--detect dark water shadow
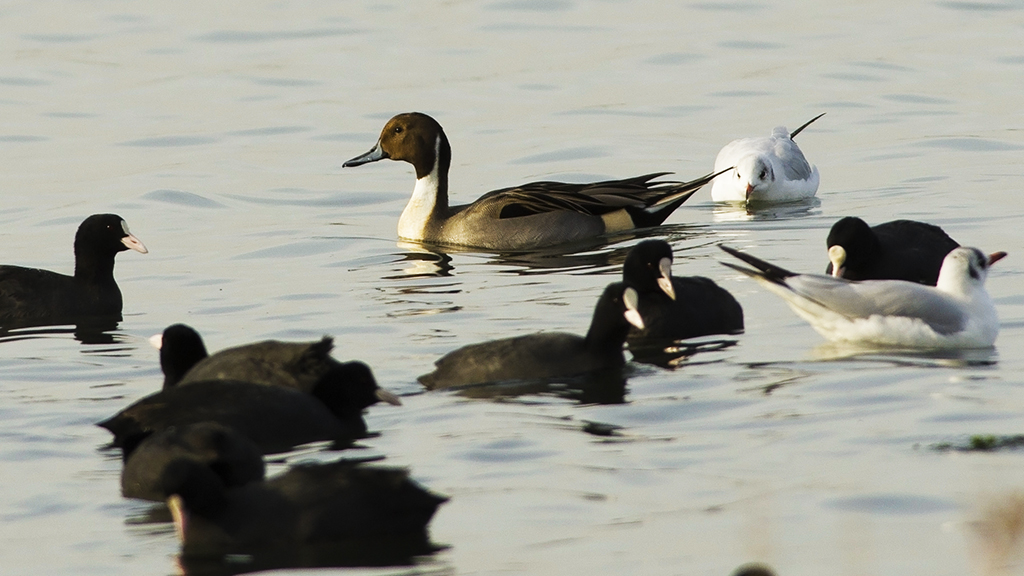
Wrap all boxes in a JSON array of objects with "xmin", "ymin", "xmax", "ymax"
[
  {"xmin": 444, "ymin": 369, "xmax": 630, "ymax": 406},
  {"xmin": 387, "ymin": 223, "xmax": 716, "ymax": 279},
  {"xmin": 628, "ymin": 338, "xmax": 739, "ymax": 369},
  {"xmin": 0, "ymin": 316, "xmax": 125, "ymax": 346},
  {"xmin": 176, "ymin": 534, "xmax": 446, "ymax": 576}
]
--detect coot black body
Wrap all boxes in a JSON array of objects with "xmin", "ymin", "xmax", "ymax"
[
  {"xmin": 121, "ymin": 422, "xmax": 264, "ymax": 501},
  {"xmin": 0, "ymin": 214, "xmax": 147, "ymax": 327},
  {"xmin": 162, "ymin": 458, "xmax": 447, "ymax": 565},
  {"xmin": 155, "ymin": 324, "xmax": 402, "ymax": 413},
  {"xmin": 98, "ymin": 380, "xmax": 364, "ymax": 454},
  {"xmin": 418, "ymin": 283, "xmax": 643, "ymax": 389},
  {"xmin": 825, "ymin": 217, "xmax": 960, "ymax": 285}
]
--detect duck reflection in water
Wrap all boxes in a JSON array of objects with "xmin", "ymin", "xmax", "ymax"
[{"xmin": 390, "ymin": 224, "xmax": 710, "ymax": 279}]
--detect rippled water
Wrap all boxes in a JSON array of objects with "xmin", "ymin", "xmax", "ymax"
[{"xmin": 2, "ymin": 1, "xmax": 1024, "ymax": 575}]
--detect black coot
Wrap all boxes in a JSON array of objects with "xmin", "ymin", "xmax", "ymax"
[
  {"xmin": 0, "ymin": 214, "xmax": 147, "ymax": 327},
  {"xmin": 621, "ymin": 239, "xmax": 744, "ymax": 342},
  {"xmin": 825, "ymin": 217, "xmax": 960, "ymax": 285},
  {"xmin": 162, "ymin": 458, "xmax": 447, "ymax": 564},
  {"xmin": 98, "ymin": 380, "xmax": 367, "ymax": 454},
  {"xmin": 121, "ymin": 421, "xmax": 264, "ymax": 501},
  {"xmin": 418, "ymin": 283, "xmax": 643, "ymax": 389},
  {"xmin": 155, "ymin": 324, "xmax": 402, "ymax": 411}
]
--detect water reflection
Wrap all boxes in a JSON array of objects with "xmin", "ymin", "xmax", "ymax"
[
  {"xmin": 385, "ymin": 241, "xmax": 455, "ymax": 278},
  {"xmin": 0, "ymin": 317, "xmax": 124, "ymax": 346},
  {"xmin": 389, "ymin": 223, "xmax": 715, "ymax": 279},
  {"xmin": 809, "ymin": 341, "xmax": 999, "ymax": 367},
  {"xmin": 712, "ymin": 197, "xmax": 821, "ymax": 223},
  {"xmin": 628, "ymin": 338, "xmax": 738, "ymax": 369},
  {"xmin": 447, "ymin": 369, "xmax": 629, "ymax": 405},
  {"xmin": 175, "ymin": 535, "xmax": 445, "ymax": 576}
]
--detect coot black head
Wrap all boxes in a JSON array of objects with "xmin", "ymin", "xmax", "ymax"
[
  {"xmin": 156, "ymin": 324, "xmax": 210, "ymax": 388},
  {"xmin": 825, "ymin": 216, "xmax": 879, "ymax": 276},
  {"xmin": 584, "ymin": 282, "xmax": 644, "ymax": 355},
  {"xmin": 312, "ymin": 360, "xmax": 401, "ymax": 419},
  {"xmin": 622, "ymin": 239, "xmax": 676, "ymax": 299},
  {"xmin": 162, "ymin": 458, "xmax": 231, "ymax": 520},
  {"xmin": 73, "ymin": 214, "xmax": 148, "ymax": 281}
]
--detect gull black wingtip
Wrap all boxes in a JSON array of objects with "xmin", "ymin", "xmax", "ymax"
[
  {"xmin": 719, "ymin": 260, "xmax": 759, "ymax": 278},
  {"xmin": 789, "ymin": 112, "xmax": 826, "ymax": 139},
  {"xmin": 718, "ymin": 244, "xmax": 797, "ymax": 281},
  {"xmin": 343, "ymin": 142, "xmax": 389, "ymax": 168}
]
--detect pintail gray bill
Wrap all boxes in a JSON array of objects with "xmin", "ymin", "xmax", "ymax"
[{"xmin": 344, "ymin": 112, "xmax": 723, "ymax": 251}]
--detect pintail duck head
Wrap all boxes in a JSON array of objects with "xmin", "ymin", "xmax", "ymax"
[{"xmin": 344, "ymin": 112, "xmax": 451, "ymax": 180}]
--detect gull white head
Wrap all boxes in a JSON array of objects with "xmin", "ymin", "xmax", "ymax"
[
  {"xmin": 735, "ymin": 155, "xmax": 775, "ymax": 201},
  {"xmin": 936, "ymin": 247, "xmax": 1006, "ymax": 295}
]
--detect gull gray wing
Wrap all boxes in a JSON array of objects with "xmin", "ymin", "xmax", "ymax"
[
  {"xmin": 784, "ymin": 276, "xmax": 967, "ymax": 335},
  {"xmin": 771, "ymin": 137, "xmax": 814, "ymax": 181}
]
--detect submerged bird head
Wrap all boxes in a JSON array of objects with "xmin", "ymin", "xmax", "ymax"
[
  {"xmin": 343, "ymin": 112, "xmax": 451, "ymax": 180},
  {"xmin": 622, "ymin": 240, "xmax": 676, "ymax": 300},
  {"xmin": 936, "ymin": 247, "xmax": 1006, "ymax": 295},
  {"xmin": 826, "ymin": 216, "xmax": 877, "ymax": 278},
  {"xmin": 734, "ymin": 155, "xmax": 775, "ymax": 201}
]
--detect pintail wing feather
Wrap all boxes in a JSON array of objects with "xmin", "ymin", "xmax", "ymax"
[{"xmin": 484, "ymin": 172, "xmax": 716, "ymax": 220}]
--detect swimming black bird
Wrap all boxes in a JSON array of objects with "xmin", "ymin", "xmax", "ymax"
[
  {"xmin": 0, "ymin": 214, "xmax": 147, "ymax": 327},
  {"xmin": 622, "ymin": 239, "xmax": 744, "ymax": 343},
  {"xmin": 418, "ymin": 283, "xmax": 644, "ymax": 389},
  {"xmin": 98, "ymin": 379, "xmax": 374, "ymax": 454},
  {"xmin": 825, "ymin": 217, "xmax": 960, "ymax": 285},
  {"xmin": 121, "ymin": 421, "xmax": 264, "ymax": 502},
  {"xmin": 153, "ymin": 324, "xmax": 402, "ymax": 410},
  {"xmin": 162, "ymin": 458, "xmax": 447, "ymax": 564}
]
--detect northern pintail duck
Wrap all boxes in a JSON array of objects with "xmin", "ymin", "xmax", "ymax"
[
  {"xmin": 344, "ymin": 112, "xmax": 720, "ymax": 251},
  {"xmin": 826, "ymin": 217, "xmax": 960, "ymax": 285},
  {"xmin": 622, "ymin": 240, "xmax": 743, "ymax": 342},
  {"xmin": 418, "ymin": 283, "xmax": 645, "ymax": 389},
  {"xmin": 721, "ymin": 245, "xmax": 1005, "ymax": 349},
  {"xmin": 0, "ymin": 214, "xmax": 147, "ymax": 327},
  {"xmin": 711, "ymin": 114, "xmax": 824, "ymax": 203}
]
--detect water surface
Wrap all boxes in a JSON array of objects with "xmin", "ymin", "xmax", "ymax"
[{"xmin": 1, "ymin": 1, "xmax": 1023, "ymax": 575}]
